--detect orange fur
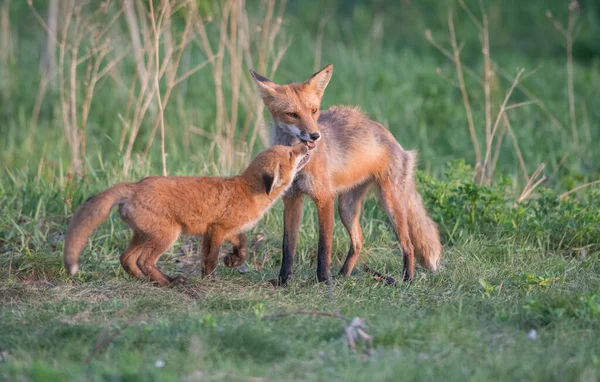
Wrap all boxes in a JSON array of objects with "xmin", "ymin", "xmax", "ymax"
[
  {"xmin": 64, "ymin": 145, "xmax": 310, "ymax": 286},
  {"xmin": 250, "ymin": 65, "xmax": 442, "ymax": 284}
]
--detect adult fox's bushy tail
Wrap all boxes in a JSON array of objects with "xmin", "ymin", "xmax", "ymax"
[
  {"xmin": 403, "ymin": 151, "xmax": 442, "ymax": 271},
  {"xmin": 64, "ymin": 183, "xmax": 135, "ymax": 276}
]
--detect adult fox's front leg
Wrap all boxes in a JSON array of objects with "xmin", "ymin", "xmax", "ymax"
[
  {"xmin": 315, "ymin": 196, "xmax": 335, "ymax": 283},
  {"xmin": 279, "ymin": 191, "xmax": 304, "ymax": 286}
]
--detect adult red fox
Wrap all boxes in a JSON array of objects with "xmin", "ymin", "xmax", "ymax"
[
  {"xmin": 64, "ymin": 145, "xmax": 310, "ymax": 286},
  {"xmin": 250, "ymin": 65, "xmax": 442, "ymax": 285}
]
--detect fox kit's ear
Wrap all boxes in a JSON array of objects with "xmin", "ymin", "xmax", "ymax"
[
  {"xmin": 306, "ymin": 64, "xmax": 333, "ymax": 98},
  {"xmin": 249, "ymin": 69, "xmax": 278, "ymax": 99},
  {"xmin": 262, "ymin": 165, "xmax": 281, "ymax": 195}
]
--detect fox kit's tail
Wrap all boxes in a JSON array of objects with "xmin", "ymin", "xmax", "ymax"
[
  {"xmin": 64, "ymin": 183, "xmax": 135, "ymax": 275},
  {"xmin": 403, "ymin": 151, "xmax": 443, "ymax": 271}
]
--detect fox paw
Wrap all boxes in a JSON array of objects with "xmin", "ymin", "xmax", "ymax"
[
  {"xmin": 170, "ymin": 276, "xmax": 187, "ymax": 286},
  {"xmin": 223, "ymin": 253, "xmax": 245, "ymax": 268}
]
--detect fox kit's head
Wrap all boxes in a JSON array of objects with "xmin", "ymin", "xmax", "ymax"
[
  {"xmin": 249, "ymin": 64, "xmax": 333, "ymax": 150},
  {"xmin": 244, "ymin": 144, "xmax": 310, "ymax": 196}
]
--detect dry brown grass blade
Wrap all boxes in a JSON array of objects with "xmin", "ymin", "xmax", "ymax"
[
  {"xmin": 481, "ymin": 14, "xmax": 492, "ymax": 145},
  {"xmin": 480, "ymin": 68, "xmax": 524, "ymax": 185},
  {"xmin": 123, "ymin": 0, "xmax": 148, "ymax": 87},
  {"xmin": 447, "ymin": 9, "xmax": 481, "ymax": 169},
  {"xmin": 518, "ymin": 163, "xmax": 546, "ymax": 202},
  {"xmin": 487, "ymin": 121, "xmax": 506, "ymax": 183},
  {"xmin": 313, "ymin": 13, "xmax": 331, "ymax": 72},
  {"xmin": 495, "ymin": 66, "xmax": 563, "ymax": 132},
  {"xmin": 502, "ymin": 114, "xmax": 529, "ymax": 181},
  {"xmin": 547, "ymin": 3, "xmax": 580, "ymax": 147},
  {"xmin": 559, "ymin": 180, "xmax": 600, "ymax": 200},
  {"xmin": 505, "ymin": 100, "xmax": 539, "ymax": 111},
  {"xmin": 458, "ymin": 0, "xmax": 483, "ymax": 30},
  {"xmin": 149, "ymin": 0, "xmax": 169, "ymax": 176}
]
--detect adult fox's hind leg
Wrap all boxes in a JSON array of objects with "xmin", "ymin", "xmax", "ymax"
[
  {"xmin": 376, "ymin": 178, "xmax": 415, "ymax": 281},
  {"xmin": 136, "ymin": 228, "xmax": 180, "ymax": 286},
  {"xmin": 338, "ymin": 182, "xmax": 371, "ymax": 276},
  {"xmin": 119, "ymin": 233, "xmax": 146, "ymax": 279}
]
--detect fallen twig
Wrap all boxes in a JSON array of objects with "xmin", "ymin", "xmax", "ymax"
[
  {"xmin": 84, "ymin": 311, "xmax": 145, "ymax": 364},
  {"xmin": 343, "ymin": 317, "xmax": 373, "ymax": 356},
  {"xmin": 363, "ymin": 264, "xmax": 397, "ymax": 285}
]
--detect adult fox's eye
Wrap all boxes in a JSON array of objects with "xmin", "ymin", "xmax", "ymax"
[
  {"xmin": 311, "ymin": 108, "xmax": 318, "ymax": 114},
  {"xmin": 287, "ymin": 112, "xmax": 299, "ymax": 119},
  {"xmin": 289, "ymin": 152, "xmax": 293, "ymax": 160}
]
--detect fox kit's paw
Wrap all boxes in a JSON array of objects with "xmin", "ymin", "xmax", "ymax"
[
  {"xmin": 223, "ymin": 253, "xmax": 245, "ymax": 268},
  {"xmin": 170, "ymin": 275, "xmax": 187, "ymax": 286}
]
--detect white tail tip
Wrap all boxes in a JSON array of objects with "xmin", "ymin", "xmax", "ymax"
[{"xmin": 67, "ymin": 264, "xmax": 79, "ymax": 276}]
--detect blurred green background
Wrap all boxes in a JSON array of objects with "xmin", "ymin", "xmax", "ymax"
[{"xmin": 1, "ymin": 0, "xmax": 599, "ymax": 190}]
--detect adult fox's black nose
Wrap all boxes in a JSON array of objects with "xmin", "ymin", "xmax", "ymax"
[{"xmin": 309, "ymin": 132, "xmax": 321, "ymax": 141}]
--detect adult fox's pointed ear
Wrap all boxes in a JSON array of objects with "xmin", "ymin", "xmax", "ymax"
[
  {"xmin": 306, "ymin": 64, "xmax": 333, "ymax": 98},
  {"xmin": 249, "ymin": 69, "xmax": 278, "ymax": 99},
  {"xmin": 262, "ymin": 164, "xmax": 281, "ymax": 195}
]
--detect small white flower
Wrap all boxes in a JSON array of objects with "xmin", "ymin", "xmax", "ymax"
[
  {"xmin": 155, "ymin": 360, "xmax": 165, "ymax": 368},
  {"xmin": 527, "ymin": 329, "xmax": 537, "ymax": 341}
]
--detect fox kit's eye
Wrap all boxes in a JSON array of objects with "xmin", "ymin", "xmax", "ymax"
[
  {"xmin": 311, "ymin": 108, "xmax": 318, "ymax": 115},
  {"xmin": 289, "ymin": 152, "xmax": 293, "ymax": 160},
  {"xmin": 287, "ymin": 112, "xmax": 299, "ymax": 119}
]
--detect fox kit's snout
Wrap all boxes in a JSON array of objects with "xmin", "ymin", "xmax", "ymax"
[
  {"xmin": 294, "ymin": 144, "xmax": 311, "ymax": 168},
  {"xmin": 249, "ymin": 64, "xmax": 333, "ymax": 150},
  {"xmin": 63, "ymin": 145, "xmax": 308, "ymax": 286}
]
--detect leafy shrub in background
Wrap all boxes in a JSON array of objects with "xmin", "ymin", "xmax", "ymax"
[{"xmin": 418, "ymin": 160, "xmax": 600, "ymax": 254}]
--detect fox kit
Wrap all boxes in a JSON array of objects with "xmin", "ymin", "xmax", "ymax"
[
  {"xmin": 64, "ymin": 145, "xmax": 310, "ymax": 286},
  {"xmin": 250, "ymin": 65, "xmax": 442, "ymax": 285}
]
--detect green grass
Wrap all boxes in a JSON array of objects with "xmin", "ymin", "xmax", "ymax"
[
  {"xmin": 2, "ymin": 0, "xmax": 600, "ymax": 380},
  {"xmin": 2, "ymin": 169, "xmax": 600, "ymax": 381}
]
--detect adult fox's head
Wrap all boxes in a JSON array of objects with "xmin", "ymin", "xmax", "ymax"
[{"xmin": 249, "ymin": 64, "xmax": 333, "ymax": 150}]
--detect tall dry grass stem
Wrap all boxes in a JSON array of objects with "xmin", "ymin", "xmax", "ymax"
[
  {"xmin": 547, "ymin": 2, "xmax": 580, "ymax": 147},
  {"xmin": 446, "ymin": 9, "xmax": 481, "ymax": 171},
  {"xmin": 427, "ymin": 3, "xmax": 547, "ymax": 198},
  {"xmin": 30, "ymin": 0, "xmax": 127, "ymax": 177},
  {"xmin": 0, "ymin": 1, "xmax": 14, "ymax": 116},
  {"xmin": 120, "ymin": 0, "xmax": 216, "ymax": 176},
  {"xmin": 192, "ymin": 0, "xmax": 289, "ymax": 174}
]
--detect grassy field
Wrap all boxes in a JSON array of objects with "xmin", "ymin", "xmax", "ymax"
[{"xmin": 2, "ymin": 0, "xmax": 600, "ymax": 381}]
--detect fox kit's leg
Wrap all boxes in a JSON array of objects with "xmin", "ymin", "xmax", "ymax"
[
  {"xmin": 315, "ymin": 196, "xmax": 335, "ymax": 283},
  {"xmin": 376, "ymin": 178, "xmax": 415, "ymax": 281},
  {"xmin": 279, "ymin": 191, "xmax": 305, "ymax": 285},
  {"xmin": 223, "ymin": 233, "xmax": 248, "ymax": 268},
  {"xmin": 136, "ymin": 228, "xmax": 180, "ymax": 286},
  {"xmin": 338, "ymin": 182, "xmax": 371, "ymax": 276},
  {"xmin": 201, "ymin": 230, "xmax": 225, "ymax": 278},
  {"xmin": 119, "ymin": 233, "xmax": 146, "ymax": 279}
]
